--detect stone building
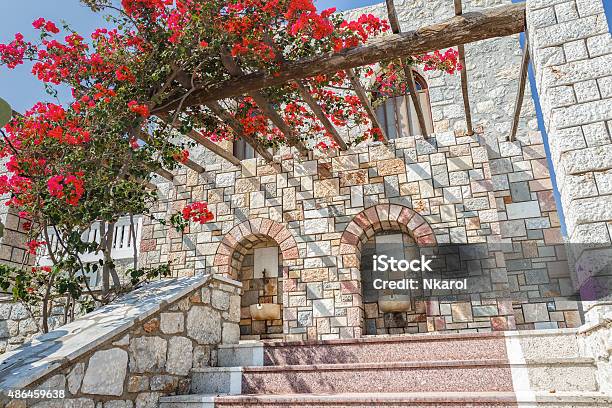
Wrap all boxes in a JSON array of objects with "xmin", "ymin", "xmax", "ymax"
[
  {"xmin": 0, "ymin": 0, "xmax": 611, "ymax": 406},
  {"xmin": 2, "ymin": 0, "xmax": 611, "ymax": 348}
]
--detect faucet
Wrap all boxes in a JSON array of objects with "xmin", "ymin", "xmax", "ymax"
[{"xmin": 262, "ymin": 268, "xmax": 267, "ymax": 279}]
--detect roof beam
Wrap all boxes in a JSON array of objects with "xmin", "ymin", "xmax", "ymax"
[
  {"xmin": 385, "ymin": 0, "xmax": 429, "ymax": 138},
  {"xmin": 156, "ymin": 113, "xmax": 242, "ymax": 166},
  {"xmin": 347, "ymin": 68, "xmax": 388, "ymax": 143},
  {"xmin": 295, "ymin": 82, "xmax": 348, "ymax": 150},
  {"xmin": 157, "ymin": 3, "xmax": 525, "ymax": 110},
  {"xmin": 220, "ymin": 51, "xmax": 310, "ymax": 156},
  {"xmin": 455, "ymin": 0, "xmax": 474, "ymax": 136},
  {"xmin": 205, "ymin": 101, "xmax": 274, "ymax": 161},
  {"xmin": 509, "ymin": 33, "xmax": 530, "ymax": 142}
]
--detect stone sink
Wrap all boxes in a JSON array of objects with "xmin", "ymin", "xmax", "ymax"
[
  {"xmin": 250, "ymin": 303, "xmax": 281, "ymax": 321},
  {"xmin": 378, "ymin": 295, "xmax": 411, "ymax": 313}
]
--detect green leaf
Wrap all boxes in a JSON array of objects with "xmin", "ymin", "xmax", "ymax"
[{"xmin": 0, "ymin": 97, "xmax": 12, "ymax": 128}]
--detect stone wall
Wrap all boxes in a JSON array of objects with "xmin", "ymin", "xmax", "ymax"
[
  {"xmin": 527, "ymin": 0, "xmax": 612, "ymax": 300},
  {"xmin": 0, "ymin": 274, "xmax": 241, "ymax": 408},
  {"xmin": 0, "ymin": 299, "xmax": 44, "ymax": 355}
]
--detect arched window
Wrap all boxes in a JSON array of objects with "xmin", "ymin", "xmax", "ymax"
[{"xmin": 374, "ymin": 71, "xmax": 434, "ymax": 139}]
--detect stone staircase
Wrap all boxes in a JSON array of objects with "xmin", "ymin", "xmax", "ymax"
[{"xmin": 159, "ymin": 330, "xmax": 612, "ymax": 407}]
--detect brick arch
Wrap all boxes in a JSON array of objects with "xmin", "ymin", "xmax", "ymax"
[
  {"xmin": 213, "ymin": 218, "xmax": 298, "ymax": 280},
  {"xmin": 340, "ymin": 204, "xmax": 437, "ymax": 259},
  {"xmin": 336, "ymin": 204, "xmax": 436, "ymax": 338}
]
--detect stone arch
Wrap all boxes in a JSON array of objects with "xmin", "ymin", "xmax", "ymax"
[
  {"xmin": 340, "ymin": 204, "xmax": 436, "ymax": 260},
  {"xmin": 213, "ymin": 217, "xmax": 298, "ymax": 279},
  {"xmin": 338, "ymin": 204, "xmax": 437, "ymax": 337}
]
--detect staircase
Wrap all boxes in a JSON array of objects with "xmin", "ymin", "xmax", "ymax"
[{"xmin": 159, "ymin": 330, "xmax": 612, "ymax": 407}]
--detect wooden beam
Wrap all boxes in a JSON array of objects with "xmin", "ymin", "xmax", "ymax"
[
  {"xmin": 385, "ymin": 0, "xmax": 429, "ymax": 138},
  {"xmin": 181, "ymin": 157, "xmax": 205, "ymax": 173},
  {"xmin": 510, "ymin": 34, "xmax": 530, "ymax": 142},
  {"xmin": 455, "ymin": 0, "xmax": 474, "ymax": 136},
  {"xmin": 156, "ymin": 3, "xmax": 525, "ymax": 111},
  {"xmin": 347, "ymin": 68, "xmax": 388, "ymax": 143},
  {"xmin": 156, "ymin": 113, "xmax": 242, "ymax": 166},
  {"xmin": 295, "ymin": 82, "xmax": 348, "ymax": 150},
  {"xmin": 220, "ymin": 52, "xmax": 310, "ymax": 156},
  {"xmin": 205, "ymin": 101, "xmax": 274, "ymax": 161},
  {"xmin": 154, "ymin": 167, "xmax": 174, "ymax": 181}
]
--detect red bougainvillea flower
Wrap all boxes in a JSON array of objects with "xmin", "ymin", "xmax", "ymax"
[
  {"xmin": 47, "ymin": 172, "xmax": 85, "ymax": 206},
  {"xmin": 27, "ymin": 240, "xmax": 46, "ymax": 255},
  {"xmin": 182, "ymin": 201, "xmax": 214, "ymax": 224},
  {"xmin": 172, "ymin": 149, "xmax": 190, "ymax": 164},
  {"xmin": 127, "ymin": 101, "xmax": 150, "ymax": 118}
]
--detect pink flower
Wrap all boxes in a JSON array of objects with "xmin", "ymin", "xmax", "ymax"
[
  {"xmin": 32, "ymin": 18, "xmax": 46, "ymax": 29},
  {"xmin": 44, "ymin": 21, "xmax": 60, "ymax": 34}
]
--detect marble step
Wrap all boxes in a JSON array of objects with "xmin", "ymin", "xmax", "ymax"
[
  {"xmin": 260, "ymin": 329, "xmax": 582, "ymax": 366},
  {"xmin": 217, "ymin": 330, "xmax": 582, "ymax": 368},
  {"xmin": 245, "ymin": 360, "xmax": 598, "ymax": 395},
  {"xmin": 159, "ymin": 392, "xmax": 612, "ymax": 408},
  {"xmin": 192, "ymin": 359, "xmax": 597, "ymax": 395},
  {"xmin": 262, "ymin": 332, "xmax": 509, "ymax": 365}
]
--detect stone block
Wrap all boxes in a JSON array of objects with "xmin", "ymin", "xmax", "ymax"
[
  {"xmin": 212, "ymin": 290, "xmax": 230, "ymax": 310},
  {"xmin": 377, "ymin": 159, "xmax": 405, "ymax": 176},
  {"xmin": 451, "ymin": 302, "xmax": 473, "ymax": 322},
  {"xmin": 222, "ymin": 322, "xmax": 240, "ymax": 344},
  {"xmin": 166, "ymin": 336, "xmax": 193, "ymax": 376},
  {"xmin": 187, "ymin": 306, "xmax": 221, "ymax": 344},
  {"xmin": 67, "ymin": 363, "xmax": 85, "ymax": 395},
  {"xmin": 313, "ymin": 179, "xmax": 339, "ymax": 198},
  {"xmin": 506, "ymin": 201, "xmax": 541, "ymax": 219},
  {"xmin": 235, "ymin": 178, "xmax": 259, "ymax": 193},
  {"xmin": 216, "ymin": 173, "xmax": 235, "ymax": 188},
  {"xmin": 332, "ymin": 155, "xmax": 359, "ymax": 172},
  {"xmin": 522, "ymin": 303, "xmax": 549, "ymax": 323},
  {"xmin": 82, "ymin": 348, "xmax": 128, "ymax": 396},
  {"xmin": 304, "ymin": 218, "xmax": 330, "ymax": 234},
  {"xmin": 447, "ymin": 156, "xmax": 473, "ymax": 171},
  {"xmin": 406, "ymin": 162, "xmax": 431, "ymax": 182},
  {"xmin": 340, "ymin": 169, "xmax": 368, "ymax": 187},
  {"xmin": 129, "ymin": 337, "xmax": 167, "ymax": 373},
  {"xmin": 312, "ymin": 299, "xmax": 335, "ymax": 318}
]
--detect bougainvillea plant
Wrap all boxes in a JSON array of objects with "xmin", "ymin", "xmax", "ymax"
[{"xmin": 0, "ymin": 0, "xmax": 460, "ymax": 332}]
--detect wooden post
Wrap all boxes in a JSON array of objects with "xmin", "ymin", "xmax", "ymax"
[
  {"xmin": 455, "ymin": 0, "xmax": 475, "ymax": 136},
  {"xmin": 509, "ymin": 34, "xmax": 530, "ymax": 142}
]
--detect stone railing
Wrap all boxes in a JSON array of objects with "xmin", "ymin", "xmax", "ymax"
[{"xmin": 0, "ymin": 273, "xmax": 241, "ymax": 407}]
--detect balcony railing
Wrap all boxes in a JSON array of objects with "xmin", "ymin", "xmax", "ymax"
[{"xmin": 38, "ymin": 215, "xmax": 143, "ymax": 267}]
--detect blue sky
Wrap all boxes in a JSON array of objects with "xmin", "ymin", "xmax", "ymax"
[{"xmin": 1, "ymin": 0, "xmax": 611, "ymax": 234}]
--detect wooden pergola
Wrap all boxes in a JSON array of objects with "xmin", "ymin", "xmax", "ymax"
[{"xmin": 151, "ymin": 1, "xmax": 530, "ymax": 176}]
